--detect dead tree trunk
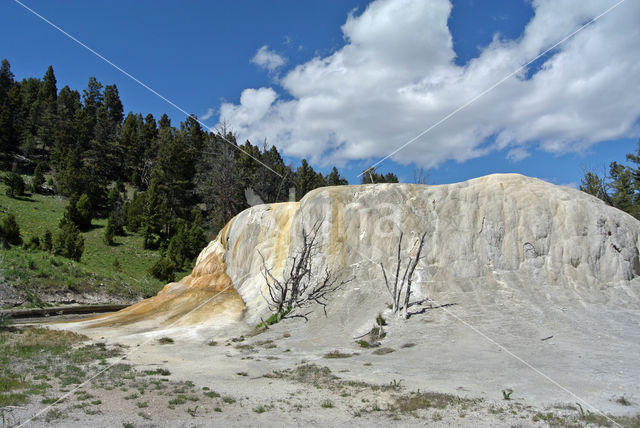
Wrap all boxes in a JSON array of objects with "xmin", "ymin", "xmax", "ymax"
[{"xmin": 380, "ymin": 231, "xmax": 427, "ymax": 318}]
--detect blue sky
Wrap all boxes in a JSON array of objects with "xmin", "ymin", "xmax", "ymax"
[{"xmin": 2, "ymin": 0, "xmax": 639, "ymax": 187}]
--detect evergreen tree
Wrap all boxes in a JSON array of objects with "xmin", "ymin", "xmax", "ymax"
[
  {"xmin": 326, "ymin": 166, "xmax": 348, "ymax": 186},
  {"xmin": 51, "ymin": 86, "xmax": 81, "ymax": 171},
  {"xmin": 31, "ymin": 162, "xmax": 45, "ymax": 193},
  {"xmin": 53, "ymin": 217, "xmax": 84, "ymax": 261},
  {"xmin": 294, "ymin": 159, "xmax": 325, "ymax": 200},
  {"xmin": 141, "ymin": 179, "xmax": 169, "ymax": 249},
  {"xmin": 0, "ymin": 59, "xmax": 15, "ymax": 105},
  {"xmin": 3, "ymin": 172, "xmax": 25, "ymax": 197},
  {"xmin": 149, "ymin": 257, "xmax": 176, "ymax": 282},
  {"xmin": 361, "ymin": 168, "xmax": 399, "ymax": 184},
  {"xmin": 196, "ymin": 138, "xmax": 243, "ymax": 232},
  {"xmin": 0, "ymin": 59, "xmax": 18, "ymax": 154},
  {"xmin": 0, "ymin": 85, "xmax": 21, "ymax": 154},
  {"xmin": 0, "ymin": 212, "xmax": 22, "ymax": 248},
  {"xmin": 75, "ymin": 193, "xmax": 92, "ymax": 230},
  {"xmin": 36, "ymin": 66, "xmax": 58, "ymax": 153},
  {"xmin": 104, "ymin": 213, "xmax": 116, "ymax": 245},
  {"xmin": 42, "ymin": 229, "xmax": 53, "ymax": 252},
  {"xmin": 17, "ymin": 77, "xmax": 42, "ymax": 156}
]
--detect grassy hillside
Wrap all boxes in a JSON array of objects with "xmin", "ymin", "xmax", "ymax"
[{"xmin": 0, "ymin": 174, "xmax": 191, "ymax": 307}]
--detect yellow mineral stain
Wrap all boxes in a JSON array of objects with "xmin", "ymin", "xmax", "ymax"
[
  {"xmin": 79, "ymin": 225, "xmax": 245, "ymax": 329},
  {"xmin": 327, "ymin": 188, "xmax": 347, "ymax": 267}
]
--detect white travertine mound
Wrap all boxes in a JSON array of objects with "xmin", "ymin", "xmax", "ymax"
[
  {"xmin": 225, "ymin": 173, "xmax": 640, "ymax": 324},
  {"xmin": 74, "ymin": 173, "xmax": 640, "ymax": 332}
]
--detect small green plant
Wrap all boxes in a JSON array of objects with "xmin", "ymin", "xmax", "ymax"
[
  {"xmin": 376, "ymin": 313, "xmax": 387, "ymax": 326},
  {"xmin": 502, "ymin": 388, "xmax": 513, "ymax": 400},
  {"xmin": 157, "ymin": 337, "xmax": 174, "ymax": 345},
  {"xmin": 321, "ymin": 400, "xmax": 334, "ymax": 408},
  {"xmin": 207, "ymin": 340, "xmax": 218, "ymax": 346},
  {"xmin": 323, "ymin": 350, "xmax": 353, "ymax": 359},
  {"xmin": 186, "ymin": 405, "xmax": 199, "ymax": 417},
  {"xmin": 222, "ymin": 396, "xmax": 236, "ymax": 404},
  {"xmin": 253, "ymin": 405, "xmax": 266, "ymax": 413},
  {"xmin": 214, "ymin": 407, "xmax": 222, "ymax": 412},
  {"xmin": 136, "ymin": 401, "xmax": 148, "ymax": 408}
]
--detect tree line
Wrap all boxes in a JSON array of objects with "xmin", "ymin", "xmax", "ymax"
[
  {"xmin": 580, "ymin": 140, "xmax": 640, "ymax": 220},
  {"xmin": 0, "ymin": 58, "xmax": 367, "ymax": 280}
]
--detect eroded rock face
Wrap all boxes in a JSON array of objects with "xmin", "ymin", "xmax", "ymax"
[
  {"xmin": 79, "ymin": 174, "xmax": 640, "ymax": 331},
  {"xmin": 226, "ymin": 173, "xmax": 640, "ymax": 323}
]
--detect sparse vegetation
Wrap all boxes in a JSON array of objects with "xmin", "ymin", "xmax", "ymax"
[{"xmin": 324, "ymin": 350, "xmax": 353, "ymax": 359}]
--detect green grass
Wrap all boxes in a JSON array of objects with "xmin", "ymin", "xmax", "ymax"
[
  {"xmin": 323, "ymin": 350, "xmax": 353, "ymax": 359},
  {"xmin": 0, "ymin": 175, "xmax": 191, "ymax": 302}
]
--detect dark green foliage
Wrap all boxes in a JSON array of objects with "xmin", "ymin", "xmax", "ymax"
[
  {"xmin": 104, "ymin": 214, "xmax": 116, "ymax": 245},
  {"xmin": 26, "ymin": 235, "xmax": 41, "ymax": 250},
  {"xmin": 149, "ymin": 257, "xmax": 176, "ymax": 282},
  {"xmin": 75, "ymin": 193, "xmax": 92, "ymax": 230},
  {"xmin": 326, "ymin": 167, "xmax": 348, "ymax": 186},
  {"xmin": 294, "ymin": 159, "xmax": 326, "ymax": 200},
  {"xmin": 53, "ymin": 217, "xmax": 84, "ymax": 261},
  {"xmin": 124, "ymin": 191, "xmax": 146, "ymax": 233},
  {"xmin": 0, "ymin": 212, "xmax": 22, "ymax": 247},
  {"xmin": 32, "ymin": 162, "xmax": 45, "ymax": 193},
  {"xmin": 4, "ymin": 172, "xmax": 25, "ymax": 197},
  {"xmin": 42, "ymin": 229, "xmax": 53, "ymax": 252},
  {"xmin": 164, "ymin": 214, "xmax": 207, "ymax": 270},
  {"xmin": 580, "ymin": 138, "xmax": 640, "ymax": 219}
]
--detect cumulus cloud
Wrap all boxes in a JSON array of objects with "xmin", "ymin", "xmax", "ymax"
[
  {"xmin": 219, "ymin": 0, "xmax": 640, "ymax": 167},
  {"xmin": 251, "ymin": 45, "xmax": 286, "ymax": 71}
]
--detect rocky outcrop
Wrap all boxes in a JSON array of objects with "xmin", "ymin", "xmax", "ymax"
[{"xmin": 77, "ymin": 174, "xmax": 640, "ymax": 332}]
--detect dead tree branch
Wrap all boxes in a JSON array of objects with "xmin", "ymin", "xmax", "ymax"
[{"xmin": 260, "ymin": 221, "xmax": 352, "ymax": 322}]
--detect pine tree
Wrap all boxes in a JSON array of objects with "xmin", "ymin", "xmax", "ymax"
[
  {"xmin": 75, "ymin": 193, "xmax": 92, "ymax": 230},
  {"xmin": 0, "ymin": 212, "xmax": 22, "ymax": 248},
  {"xmin": 326, "ymin": 166, "xmax": 348, "ymax": 186},
  {"xmin": 53, "ymin": 217, "xmax": 84, "ymax": 261},
  {"xmin": 294, "ymin": 159, "xmax": 325, "ymax": 200},
  {"xmin": 0, "ymin": 59, "xmax": 15, "ymax": 105},
  {"xmin": 104, "ymin": 213, "xmax": 116, "ymax": 245},
  {"xmin": 36, "ymin": 66, "xmax": 58, "ymax": 153},
  {"xmin": 32, "ymin": 162, "xmax": 45, "ymax": 193},
  {"xmin": 43, "ymin": 229, "xmax": 53, "ymax": 252},
  {"xmin": 3, "ymin": 172, "xmax": 25, "ymax": 197}
]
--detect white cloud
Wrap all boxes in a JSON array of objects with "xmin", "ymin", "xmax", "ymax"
[
  {"xmin": 219, "ymin": 0, "xmax": 640, "ymax": 167},
  {"xmin": 251, "ymin": 45, "xmax": 286, "ymax": 72},
  {"xmin": 201, "ymin": 107, "xmax": 215, "ymax": 121}
]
